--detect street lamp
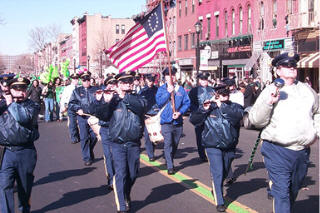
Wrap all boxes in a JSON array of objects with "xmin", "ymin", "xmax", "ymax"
[
  {"xmin": 195, "ymin": 21, "xmax": 202, "ymax": 83},
  {"xmin": 87, "ymin": 55, "xmax": 90, "ymax": 72}
]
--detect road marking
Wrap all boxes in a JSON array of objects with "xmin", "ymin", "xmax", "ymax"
[{"xmin": 140, "ymin": 154, "xmax": 258, "ymax": 213}]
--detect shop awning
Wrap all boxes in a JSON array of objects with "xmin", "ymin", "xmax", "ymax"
[{"xmin": 297, "ymin": 52, "xmax": 320, "ymax": 68}]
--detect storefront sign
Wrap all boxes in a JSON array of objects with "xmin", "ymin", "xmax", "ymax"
[
  {"xmin": 227, "ymin": 45, "xmax": 251, "ymax": 53},
  {"xmin": 263, "ymin": 39, "xmax": 284, "ymax": 50}
]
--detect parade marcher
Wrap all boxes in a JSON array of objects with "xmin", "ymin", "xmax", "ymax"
[
  {"xmin": 249, "ymin": 52, "xmax": 320, "ymax": 213},
  {"xmin": 54, "ymin": 77, "xmax": 64, "ymax": 121},
  {"xmin": 190, "ymin": 84, "xmax": 244, "ymax": 212},
  {"xmin": 91, "ymin": 76, "xmax": 118, "ymax": 190},
  {"xmin": 133, "ymin": 74, "xmax": 142, "ymax": 94},
  {"xmin": 27, "ymin": 79, "xmax": 42, "ymax": 106},
  {"xmin": 60, "ymin": 73, "xmax": 80, "ymax": 144},
  {"xmin": 0, "ymin": 77, "xmax": 40, "ymax": 213},
  {"xmin": 223, "ymin": 78, "xmax": 244, "ymax": 186},
  {"xmin": 42, "ymin": 81, "xmax": 54, "ymax": 122},
  {"xmin": 188, "ymin": 72, "xmax": 215, "ymax": 162},
  {"xmin": 93, "ymin": 71, "xmax": 147, "ymax": 213},
  {"xmin": 68, "ymin": 71, "xmax": 98, "ymax": 166},
  {"xmin": 156, "ymin": 67, "xmax": 190, "ymax": 175},
  {"xmin": 139, "ymin": 74, "xmax": 159, "ymax": 161}
]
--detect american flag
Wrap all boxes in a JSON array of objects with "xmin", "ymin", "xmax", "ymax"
[{"xmin": 105, "ymin": 3, "xmax": 167, "ymax": 73}]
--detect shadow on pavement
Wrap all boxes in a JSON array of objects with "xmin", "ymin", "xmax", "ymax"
[
  {"xmin": 225, "ymin": 178, "xmax": 267, "ymax": 201},
  {"xmin": 138, "ymin": 165, "xmax": 158, "ymax": 178},
  {"xmin": 233, "ymin": 162, "xmax": 266, "ymax": 177},
  {"xmin": 131, "ymin": 181, "xmax": 198, "ymax": 212},
  {"xmin": 294, "ymin": 195, "xmax": 319, "ymax": 213},
  {"xmin": 32, "ymin": 185, "xmax": 110, "ymax": 213},
  {"xmin": 175, "ymin": 157, "xmax": 206, "ymax": 171},
  {"xmin": 34, "ymin": 167, "xmax": 97, "ymax": 186}
]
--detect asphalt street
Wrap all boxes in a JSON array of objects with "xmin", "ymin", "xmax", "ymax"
[{"xmin": 19, "ymin": 118, "xmax": 319, "ymax": 213}]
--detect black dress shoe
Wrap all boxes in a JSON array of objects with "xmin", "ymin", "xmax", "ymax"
[
  {"xmin": 149, "ymin": 157, "xmax": 155, "ymax": 162},
  {"xmin": 216, "ymin": 204, "xmax": 226, "ymax": 212},
  {"xmin": 167, "ymin": 168, "xmax": 175, "ymax": 175},
  {"xmin": 125, "ymin": 197, "xmax": 131, "ymax": 211},
  {"xmin": 224, "ymin": 177, "xmax": 236, "ymax": 186},
  {"xmin": 84, "ymin": 160, "xmax": 93, "ymax": 166},
  {"xmin": 107, "ymin": 185, "xmax": 113, "ymax": 191}
]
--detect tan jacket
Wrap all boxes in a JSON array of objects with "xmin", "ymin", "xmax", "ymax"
[{"xmin": 249, "ymin": 81, "xmax": 319, "ymax": 151}]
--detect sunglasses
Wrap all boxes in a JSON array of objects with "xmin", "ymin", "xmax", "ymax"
[
  {"xmin": 279, "ymin": 61, "xmax": 297, "ymax": 68},
  {"xmin": 11, "ymin": 86, "xmax": 28, "ymax": 91}
]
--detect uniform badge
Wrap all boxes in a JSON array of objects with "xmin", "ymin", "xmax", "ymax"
[
  {"xmin": 18, "ymin": 77, "xmax": 24, "ymax": 82},
  {"xmin": 288, "ymin": 52, "xmax": 295, "ymax": 57}
]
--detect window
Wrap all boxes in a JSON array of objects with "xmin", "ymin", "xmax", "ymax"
[
  {"xmin": 247, "ymin": 5, "xmax": 252, "ymax": 33},
  {"xmin": 200, "ymin": 20, "xmax": 203, "ymax": 40},
  {"xmin": 179, "ymin": 1, "xmax": 182, "ymax": 17},
  {"xmin": 232, "ymin": 9, "xmax": 235, "ymax": 35},
  {"xmin": 121, "ymin": 25, "xmax": 125, "ymax": 34},
  {"xmin": 178, "ymin": 35, "xmax": 182, "ymax": 50},
  {"xmin": 259, "ymin": 1, "xmax": 264, "ymax": 30},
  {"xmin": 239, "ymin": 7, "xmax": 243, "ymax": 34},
  {"xmin": 191, "ymin": 32, "xmax": 195, "ymax": 48},
  {"xmin": 287, "ymin": 0, "xmax": 293, "ymax": 14},
  {"xmin": 207, "ymin": 17, "xmax": 211, "ymax": 39},
  {"xmin": 192, "ymin": 0, "xmax": 195, "ymax": 13},
  {"xmin": 115, "ymin": 39, "xmax": 120, "ymax": 43},
  {"xmin": 184, "ymin": 34, "xmax": 189, "ymax": 50},
  {"xmin": 185, "ymin": 0, "xmax": 188, "ymax": 16},
  {"xmin": 224, "ymin": 10, "xmax": 228, "ymax": 37},
  {"xmin": 116, "ymin": 24, "xmax": 119, "ymax": 34},
  {"xmin": 216, "ymin": 15, "xmax": 219, "ymax": 37},
  {"xmin": 272, "ymin": 0, "xmax": 277, "ymax": 28},
  {"xmin": 308, "ymin": 0, "xmax": 314, "ymax": 24},
  {"xmin": 173, "ymin": 41, "xmax": 176, "ymax": 57}
]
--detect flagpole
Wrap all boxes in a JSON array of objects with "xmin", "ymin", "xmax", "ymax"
[{"xmin": 160, "ymin": 0, "xmax": 176, "ymax": 112}]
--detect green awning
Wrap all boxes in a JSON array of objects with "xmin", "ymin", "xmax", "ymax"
[{"xmin": 228, "ymin": 64, "xmax": 244, "ymax": 68}]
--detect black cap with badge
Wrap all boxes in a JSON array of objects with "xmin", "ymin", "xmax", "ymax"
[
  {"xmin": 115, "ymin": 71, "xmax": 135, "ymax": 83},
  {"xmin": 272, "ymin": 52, "xmax": 300, "ymax": 68},
  {"xmin": 9, "ymin": 77, "xmax": 30, "ymax": 90},
  {"xmin": 0, "ymin": 73, "xmax": 16, "ymax": 87}
]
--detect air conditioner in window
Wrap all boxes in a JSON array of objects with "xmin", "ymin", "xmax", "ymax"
[
  {"xmin": 205, "ymin": 33, "xmax": 210, "ymax": 39},
  {"xmin": 199, "ymin": 0, "xmax": 202, "ymax": 3}
]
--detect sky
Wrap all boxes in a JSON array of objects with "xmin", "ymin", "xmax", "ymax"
[{"xmin": 0, "ymin": 0, "xmax": 146, "ymax": 55}]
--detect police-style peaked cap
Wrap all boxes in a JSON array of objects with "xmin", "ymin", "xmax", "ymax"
[
  {"xmin": 162, "ymin": 67, "xmax": 177, "ymax": 76},
  {"xmin": 115, "ymin": 71, "xmax": 135, "ymax": 82},
  {"xmin": 272, "ymin": 52, "xmax": 300, "ymax": 67},
  {"xmin": 9, "ymin": 77, "xmax": 30, "ymax": 89}
]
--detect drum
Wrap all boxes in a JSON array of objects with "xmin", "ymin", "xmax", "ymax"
[
  {"xmin": 87, "ymin": 116, "xmax": 101, "ymax": 142},
  {"xmin": 145, "ymin": 113, "xmax": 164, "ymax": 144}
]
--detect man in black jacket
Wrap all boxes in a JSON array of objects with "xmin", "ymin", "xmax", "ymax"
[
  {"xmin": 68, "ymin": 71, "xmax": 99, "ymax": 166},
  {"xmin": 0, "ymin": 77, "xmax": 40, "ymax": 213},
  {"xmin": 93, "ymin": 71, "xmax": 146, "ymax": 213}
]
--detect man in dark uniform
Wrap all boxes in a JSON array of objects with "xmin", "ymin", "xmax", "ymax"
[
  {"xmin": 0, "ymin": 77, "xmax": 40, "ymax": 213},
  {"xmin": 68, "ymin": 71, "xmax": 99, "ymax": 166},
  {"xmin": 249, "ymin": 52, "xmax": 320, "ymax": 213},
  {"xmin": 156, "ymin": 67, "xmax": 190, "ymax": 175},
  {"xmin": 139, "ymin": 74, "xmax": 159, "ymax": 161},
  {"xmin": 94, "ymin": 71, "xmax": 147, "ymax": 213},
  {"xmin": 188, "ymin": 72, "xmax": 215, "ymax": 162},
  {"xmin": 91, "ymin": 76, "xmax": 118, "ymax": 190}
]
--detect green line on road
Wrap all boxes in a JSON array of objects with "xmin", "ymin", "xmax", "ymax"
[{"xmin": 140, "ymin": 154, "xmax": 257, "ymax": 213}]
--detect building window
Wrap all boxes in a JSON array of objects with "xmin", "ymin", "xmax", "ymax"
[
  {"xmin": 287, "ymin": 0, "xmax": 293, "ymax": 14},
  {"xmin": 224, "ymin": 10, "xmax": 228, "ymax": 37},
  {"xmin": 232, "ymin": 9, "xmax": 235, "ymax": 35},
  {"xmin": 200, "ymin": 20, "xmax": 203, "ymax": 40},
  {"xmin": 184, "ymin": 34, "xmax": 189, "ymax": 50},
  {"xmin": 179, "ymin": 1, "xmax": 182, "ymax": 17},
  {"xmin": 192, "ymin": 0, "xmax": 195, "ymax": 13},
  {"xmin": 185, "ymin": 0, "xmax": 188, "ymax": 16},
  {"xmin": 116, "ymin": 24, "xmax": 119, "ymax": 34},
  {"xmin": 248, "ymin": 5, "xmax": 252, "ymax": 33},
  {"xmin": 259, "ymin": 1, "xmax": 264, "ymax": 30},
  {"xmin": 272, "ymin": 0, "xmax": 277, "ymax": 28},
  {"xmin": 173, "ymin": 41, "xmax": 176, "ymax": 57},
  {"xmin": 178, "ymin": 35, "xmax": 182, "ymax": 50},
  {"xmin": 191, "ymin": 32, "xmax": 195, "ymax": 48},
  {"xmin": 207, "ymin": 17, "xmax": 211, "ymax": 39},
  {"xmin": 116, "ymin": 39, "xmax": 120, "ymax": 43},
  {"xmin": 308, "ymin": 0, "xmax": 314, "ymax": 24},
  {"xmin": 121, "ymin": 25, "xmax": 125, "ymax": 34},
  {"xmin": 239, "ymin": 7, "xmax": 243, "ymax": 34},
  {"xmin": 216, "ymin": 15, "xmax": 219, "ymax": 38}
]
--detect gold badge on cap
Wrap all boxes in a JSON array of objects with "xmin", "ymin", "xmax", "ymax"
[
  {"xmin": 18, "ymin": 77, "xmax": 24, "ymax": 82},
  {"xmin": 288, "ymin": 52, "xmax": 295, "ymax": 57},
  {"xmin": 3, "ymin": 77, "xmax": 8, "ymax": 80}
]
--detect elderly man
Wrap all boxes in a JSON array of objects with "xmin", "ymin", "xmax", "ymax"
[{"xmin": 249, "ymin": 52, "xmax": 320, "ymax": 213}]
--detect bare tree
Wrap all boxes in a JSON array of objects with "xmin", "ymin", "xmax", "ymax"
[
  {"xmin": 28, "ymin": 24, "xmax": 62, "ymax": 52},
  {"xmin": 28, "ymin": 27, "xmax": 48, "ymax": 51},
  {"xmin": 0, "ymin": 56, "xmax": 6, "ymax": 74},
  {"xmin": 13, "ymin": 54, "xmax": 34, "ymax": 76}
]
